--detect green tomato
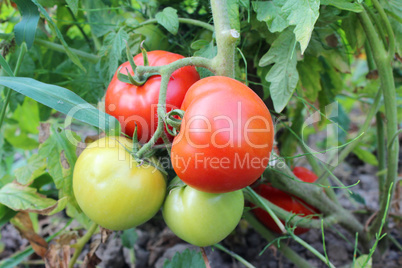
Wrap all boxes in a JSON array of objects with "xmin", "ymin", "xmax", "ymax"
[
  {"xmin": 73, "ymin": 136, "xmax": 166, "ymax": 230},
  {"xmin": 162, "ymin": 183, "xmax": 244, "ymax": 247}
]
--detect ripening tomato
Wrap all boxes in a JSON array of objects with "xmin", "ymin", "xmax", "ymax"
[
  {"xmin": 73, "ymin": 136, "xmax": 166, "ymax": 230},
  {"xmin": 252, "ymin": 167, "xmax": 319, "ymax": 235},
  {"xmin": 171, "ymin": 76, "xmax": 274, "ymax": 193},
  {"xmin": 105, "ymin": 51, "xmax": 200, "ymax": 143},
  {"xmin": 163, "ymin": 183, "xmax": 244, "ymax": 247}
]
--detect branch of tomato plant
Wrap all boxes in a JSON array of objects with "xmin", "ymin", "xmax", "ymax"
[
  {"xmin": 264, "ymin": 162, "xmax": 371, "ymax": 250},
  {"xmin": 371, "ymin": 0, "xmax": 395, "ymax": 59},
  {"xmin": 68, "ymin": 222, "xmax": 99, "ymax": 268},
  {"xmin": 358, "ymin": 5, "xmax": 399, "ymax": 237},
  {"xmin": 376, "ymin": 112, "xmax": 386, "ymax": 196},
  {"xmin": 244, "ymin": 213, "xmax": 313, "ymax": 268},
  {"xmin": 0, "ymin": 42, "xmax": 27, "ymax": 131},
  {"xmin": 210, "ymin": 0, "xmax": 239, "ymax": 78},
  {"xmin": 213, "ymin": 244, "xmax": 256, "ymax": 268},
  {"xmin": 244, "ymin": 187, "xmax": 338, "ymax": 230},
  {"xmin": 130, "ymin": 17, "xmax": 215, "ymax": 32}
]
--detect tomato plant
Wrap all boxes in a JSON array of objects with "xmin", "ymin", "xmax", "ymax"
[
  {"xmin": 105, "ymin": 51, "xmax": 200, "ymax": 143},
  {"xmin": 73, "ymin": 136, "xmax": 166, "ymax": 230},
  {"xmin": 162, "ymin": 182, "xmax": 244, "ymax": 247},
  {"xmin": 252, "ymin": 167, "xmax": 319, "ymax": 235},
  {"xmin": 171, "ymin": 76, "xmax": 274, "ymax": 193}
]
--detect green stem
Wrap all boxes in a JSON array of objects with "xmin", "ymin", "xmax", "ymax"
[
  {"xmin": 372, "ymin": 0, "xmax": 395, "ymax": 59},
  {"xmin": 376, "ymin": 112, "xmax": 386, "ymax": 196},
  {"xmin": 213, "ymin": 244, "xmax": 256, "ymax": 268},
  {"xmin": 292, "ymin": 234, "xmax": 335, "ymax": 268},
  {"xmin": 69, "ymin": 222, "xmax": 98, "ymax": 268},
  {"xmin": 67, "ymin": 7, "xmax": 93, "ymax": 52},
  {"xmin": 244, "ymin": 213, "xmax": 313, "ymax": 268},
  {"xmin": 0, "ymin": 43, "xmax": 27, "ymax": 130},
  {"xmin": 358, "ymin": 7, "xmax": 398, "ymax": 237},
  {"xmin": 210, "ymin": 0, "xmax": 239, "ymax": 77},
  {"xmin": 364, "ymin": 3, "xmax": 388, "ymax": 49},
  {"xmin": 132, "ymin": 18, "xmax": 215, "ymax": 32},
  {"xmin": 34, "ymin": 38, "xmax": 99, "ymax": 63}
]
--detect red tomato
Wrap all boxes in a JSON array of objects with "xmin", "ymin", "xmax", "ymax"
[
  {"xmin": 253, "ymin": 167, "xmax": 319, "ymax": 235},
  {"xmin": 105, "ymin": 51, "xmax": 200, "ymax": 143},
  {"xmin": 171, "ymin": 76, "xmax": 274, "ymax": 193}
]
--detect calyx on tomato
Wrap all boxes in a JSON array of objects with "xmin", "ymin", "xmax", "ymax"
[
  {"xmin": 171, "ymin": 76, "xmax": 274, "ymax": 193},
  {"xmin": 105, "ymin": 51, "xmax": 200, "ymax": 143},
  {"xmin": 252, "ymin": 167, "xmax": 319, "ymax": 235}
]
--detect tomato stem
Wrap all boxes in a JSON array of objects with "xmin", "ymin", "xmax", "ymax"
[
  {"xmin": 68, "ymin": 222, "xmax": 98, "ymax": 268},
  {"xmin": 200, "ymin": 247, "xmax": 211, "ymax": 268}
]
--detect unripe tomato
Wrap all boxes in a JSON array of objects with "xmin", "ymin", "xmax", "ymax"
[
  {"xmin": 252, "ymin": 167, "xmax": 319, "ymax": 235},
  {"xmin": 163, "ymin": 183, "xmax": 244, "ymax": 247},
  {"xmin": 73, "ymin": 136, "xmax": 166, "ymax": 230},
  {"xmin": 105, "ymin": 51, "xmax": 200, "ymax": 143},
  {"xmin": 171, "ymin": 76, "xmax": 274, "ymax": 193}
]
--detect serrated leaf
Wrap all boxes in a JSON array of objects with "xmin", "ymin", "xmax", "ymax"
[
  {"xmin": 31, "ymin": 0, "xmax": 86, "ymax": 72},
  {"xmin": 353, "ymin": 146, "xmax": 379, "ymax": 166},
  {"xmin": 13, "ymin": 0, "xmax": 40, "ymax": 49},
  {"xmin": 163, "ymin": 249, "xmax": 205, "ymax": 268},
  {"xmin": 156, "ymin": 7, "xmax": 179, "ymax": 35},
  {"xmin": 252, "ymin": 0, "xmax": 288, "ymax": 33},
  {"xmin": 321, "ymin": 0, "xmax": 364, "ymax": 12},
  {"xmin": 100, "ymin": 29, "xmax": 129, "ymax": 82},
  {"xmin": 297, "ymin": 56, "xmax": 322, "ymax": 101},
  {"xmin": 193, "ymin": 41, "xmax": 217, "ymax": 79},
  {"xmin": 12, "ymin": 98, "xmax": 40, "ymax": 134},
  {"xmin": 0, "ymin": 77, "xmax": 121, "ymax": 136},
  {"xmin": 82, "ymin": 0, "xmax": 115, "ymax": 37},
  {"xmin": 259, "ymin": 29, "xmax": 299, "ymax": 113},
  {"xmin": 15, "ymin": 154, "xmax": 46, "ymax": 185},
  {"xmin": 282, "ymin": 0, "xmax": 320, "ymax": 54},
  {"xmin": 66, "ymin": 0, "xmax": 79, "ymax": 16},
  {"xmin": 0, "ymin": 183, "xmax": 62, "ymax": 215}
]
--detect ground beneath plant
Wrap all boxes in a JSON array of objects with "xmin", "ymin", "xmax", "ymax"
[{"xmin": 1, "ymin": 150, "xmax": 402, "ymax": 267}]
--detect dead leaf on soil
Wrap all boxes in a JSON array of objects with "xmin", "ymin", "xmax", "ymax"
[
  {"xmin": 81, "ymin": 238, "xmax": 102, "ymax": 268},
  {"xmin": 100, "ymin": 227, "xmax": 113, "ymax": 243}
]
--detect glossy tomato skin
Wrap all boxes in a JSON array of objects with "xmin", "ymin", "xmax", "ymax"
[
  {"xmin": 105, "ymin": 51, "xmax": 200, "ymax": 143},
  {"xmin": 171, "ymin": 76, "xmax": 274, "ymax": 193},
  {"xmin": 163, "ymin": 183, "xmax": 244, "ymax": 247},
  {"xmin": 73, "ymin": 136, "xmax": 166, "ymax": 230},
  {"xmin": 252, "ymin": 167, "xmax": 319, "ymax": 235}
]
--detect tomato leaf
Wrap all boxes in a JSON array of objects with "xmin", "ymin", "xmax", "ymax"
[
  {"xmin": 121, "ymin": 228, "xmax": 138, "ymax": 249},
  {"xmin": 156, "ymin": 7, "xmax": 179, "ymax": 35},
  {"xmin": 297, "ymin": 56, "xmax": 322, "ymax": 102},
  {"xmin": 352, "ymin": 146, "xmax": 379, "ymax": 166},
  {"xmin": 321, "ymin": 0, "xmax": 364, "ymax": 13},
  {"xmin": 282, "ymin": 0, "xmax": 320, "ymax": 54},
  {"xmin": 13, "ymin": 0, "xmax": 40, "ymax": 49},
  {"xmin": 353, "ymin": 254, "xmax": 372, "ymax": 268},
  {"xmin": 99, "ymin": 29, "xmax": 129, "ymax": 82},
  {"xmin": 163, "ymin": 249, "xmax": 205, "ymax": 268},
  {"xmin": 15, "ymin": 154, "xmax": 46, "ymax": 185},
  {"xmin": 30, "ymin": 0, "xmax": 86, "ymax": 72},
  {"xmin": 252, "ymin": 0, "xmax": 289, "ymax": 33},
  {"xmin": 227, "ymin": 0, "xmax": 240, "ymax": 32},
  {"xmin": 0, "ymin": 77, "xmax": 121, "ymax": 136},
  {"xmin": 0, "ymin": 183, "xmax": 65, "ymax": 215},
  {"xmin": 66, "ymin": 0, "xmax": 79, "ymax": 16},
  {"xmin": 259, "ymin": 29, "xmax": 299, "ymax": 113}
]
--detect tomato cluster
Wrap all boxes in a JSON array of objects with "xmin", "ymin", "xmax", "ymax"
[
  {"xmin": 74, "ymin": 51, "xmax": 277, "ymax": 246},
  {"xmin": 252, "ymin": 167, "xmax": 319, "ymax": 235}
]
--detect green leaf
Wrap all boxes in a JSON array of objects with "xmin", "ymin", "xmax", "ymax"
[
  {"xmin": 227, "ymin": 0, "xmax": 240, "ymax": 32},
  {"xmin": 0, "ymin": 77, "xmax": 121, "ymax": 136},
  {"xmin": 349, "ymin": 191, "xmax": 366, "ymax": 205},
  {"xmin": 0, "ymin": 54, "xmax": 14, "ymax": 77},
  {"xmin": 82, "ymin": 0, "xmax": 116, "ymax": 37},
  {"xmin": 99, "ymin": 28, "xmax": 129, "ymax": 82},
  {"xmin": 15, "ymin": 154, "xmax": 46, "ymax": 185},
  {"xmin": 12, "ymin": 98, "xmax": 40, "ymax": 134},
  {"xmin": 321, "ymin": 0, "xmax": 364, "ymax": 12},
  {"xmin": 13, "ymin": 0, "xmax": 40, "ymax": 49},
  {"xmin": 163, "ymin": 249, "xmax": 205, "ymax": 268},
  {"xmin": 259, "ymin": 29, "xmax": 299, "ymax": 113},
  {"xmin": 31, "ymin": 0, "xmax": 86, "ymax": 72},
  {"xmin": 0, "ymin": 183, "xmax": 62, "ymax": 215},
  {"xmin": 252, "ymin": 0, "xmax": 288, "ymax": 33},
  {"xmin": 66, "ymin": 0, "xmax": 79, "ymax": 16},
  {"xmin": 4, "ymin": 125, "xmax": 39, "ymax": 150},
  {"xmin": 156, "ymin": 7, "xmax": 179, "ymax": 35},
  {"xmin": 121, "ymin": 228, "xmax": 138, "ymax": 249},
  {"xmin": 297, "ymin": 56, "xmax": 322, "ymax": 102},
  {"xmin": 282, "ymin": 0, "xmax": 320, "ymax": 54},
  {"xmin": 194, "ymin": 41, "xmax": 217, "ymax": 78},
  {"xmin": 353, "ymin": 146, "xmax": 379, "ymax": 166},
  {"xmin": 352, "ymin": 255, "xmax": 372, "ymax": 268},
  {"xmin": 38, "ymin": 135, "xmax": 64, "ymax": 189}
]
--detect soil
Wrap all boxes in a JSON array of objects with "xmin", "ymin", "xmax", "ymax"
[{"xmin": 1, "ymin": 156, "xmax": 401, "ymax": 268}]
